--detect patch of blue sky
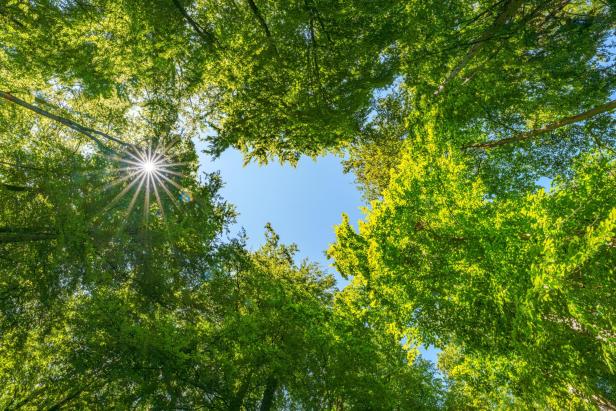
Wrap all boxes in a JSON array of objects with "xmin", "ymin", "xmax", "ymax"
[
  {"xmin": 196, "ymin": 144, "xmax": 363, "ymax": 289},
  {"xmin": 195, "ymin": 142, "xmax": 443, "ymax": 364}
]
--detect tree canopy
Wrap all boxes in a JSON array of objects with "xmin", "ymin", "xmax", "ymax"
[{"xmin": 1, "ymin": 0, "xmax": 615, "ymax": 409}]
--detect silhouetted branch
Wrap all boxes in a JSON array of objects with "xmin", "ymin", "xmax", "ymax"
[
  {"xmin": 245, "ymin": 0, "xmax": 278, "ymax": 55},
  {"xmin": 171, "ymin": 0, "xmax": 218, "ymax": 46}
]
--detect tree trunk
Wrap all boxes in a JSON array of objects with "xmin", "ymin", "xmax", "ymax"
[
  {"xmin": 465, "ymin": 99, "xmax": 616, "ymax": 149},
  {"xmin": 259, "ymin": 377, "xmax": 278, "ymax": 411}
]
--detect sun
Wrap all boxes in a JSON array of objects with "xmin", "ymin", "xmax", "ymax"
[
  {"xmin": 104, "ymin": 139, "xmax": 188, "ymax": 220},
  {"xmin": 142, "ymin": 160, "xmax": 157, "ymax": 174}
]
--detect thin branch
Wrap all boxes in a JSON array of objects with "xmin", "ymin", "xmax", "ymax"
[
  {"xmin": 465, "ymin": 99, "xmax": 616, "ymax": 149},
  {"xmin": 171, "ymin": 0, "xmax": 218, "ymax": 47},
  {"xmin": 0, "ymin": 232, "xmax": 56, "ymax": 244},
  {"xmin": 304, "ymin": 0, "xmax": 327, "ymax": 103},
  {"xmin": 434, "ymin": 0, "xmax": 523, "ymax": 96},
  {"xmin": 0, "ymin": 182, "xmax": 34, "ymax": 192},
  {"xmin": 456, "ymin": 0, "xmax": 506, "ymax": 31},
  {"xmin": 244, "ymin": 0, "xmax": 278, "ymax": 55},
  {"xmin": 592, "ymin": 134, "xmax": 616, "ymax": 155},
  {"xmin": 0, "ymin": 91, "xmax": 130, "ymax": 151},
  {"xmin": 305, "ymin": 0, "xmax": 332, "ymax": 43},
  {"xmin": 309, "ymin": 17, "xmax": 322, "ymax": 91}
]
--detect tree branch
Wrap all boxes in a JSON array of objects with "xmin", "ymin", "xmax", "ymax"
[
  {"xmin": 244, "ymin": 0, "xmax": 278, "ymax": 55},
  {"xmin": 0, "ymin": 91, "xmax": 130, "ymax": 150},
  {"xmin": 434, "ymin": 0, "xmax": 523, "ymax": 96},
  {"xmin": 171, "ymin": 0, "xmax": 218, "ymax": 47},
  {"xmin": 0, "ymin": 182, "xmax": 33, "ymax": 192},
  {"xmin": 305, "ymin": 0, "xmax": 332, "ymax": 43},
  {"xmin": 0, "ymin": 230, "xmax": 57, "ymax": 244},
  {"xmin": 464, "ymin": 99, "xmax": 616, "ymax": 149}
]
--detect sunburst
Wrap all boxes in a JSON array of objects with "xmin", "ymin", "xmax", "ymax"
[{"xmin": 103, "ymin": 139, "xmax": 189, "ymax": 221}]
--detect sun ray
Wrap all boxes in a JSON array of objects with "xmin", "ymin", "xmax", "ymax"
[
  {"xmin": 100, "ymin": 141, "xmax": 187, "ymax": 223},
  {"xmin": 150, "ymin": 172, "xmax": 165, "ymax": 220},
  {"xmin": 126, "ymin": 173, "xmax": 147, "ymax": 217},
  {"xmin": 162, "ymin": 161, "xmax": 191, "ymax": 167},
  {"xmin": 101, "ymin": 169, "xmax": 141, "ymax": 192},
  {"xmin": 155, "ymin": 168, "xmax": 184, "ymax": 177},
  {"xmin": 154, "ymin": 173, "xmax": 180, "ymax": 209},
  {"xmin": 115, "ymin": 158, "xmax": 146, "ymax": 167},
  {"xmin": 150, "ymin": 140, "xmax": 165, "ymax": 162},
  {"xmin": 125, "ymin": 148, "xmax": 147, "ymax": 164},
  {"xmin": 105, "ymin": 170, "xmax": 145, "ymax": 212},
  {"xmin": 144, "ymin": 169, "xmax": 151, "ymax": 222},
  {"xmin": 156, "ymin": 171, "xmax": 184, "ymax": 190}
]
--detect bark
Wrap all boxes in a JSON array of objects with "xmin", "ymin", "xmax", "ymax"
[
  {"xmin": 592, "ymin": 393, "xmax": 616, "ymax": 411},
  {"xmin": 259, "ymin": 377, "xmax": 278, "ymax": 411},
  {"xmin": 464, "ymin": 99, "xmax": 616, "ymax": 149},
  {"xmin": 434, "ymin": 0, "xmax": 523, "ymax": 96},
  {"xmin": 0, "ymin": 91, "xmax": 130, "ymax": 150}
]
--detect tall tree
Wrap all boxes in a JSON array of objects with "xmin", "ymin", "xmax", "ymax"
[
  {"xmin": 330, "ymin": 126, "xmax": 616, "ymax": 408},
  {"xmin": 345, "ymin": 0, "xmax": 615, "ymax": 199}
]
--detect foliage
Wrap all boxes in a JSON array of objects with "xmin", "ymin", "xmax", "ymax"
[
  {"xmin": 0, "ymin": 98, "xmax": 444, "ymax": 407},
  {"xmin": 1, "ymin": 0, "xmax": 615, "ymax": 409},
  {"xmin": 330, "ymin": 127, "xmax": 616, "ymax": 408},
  {"xmin": 344, "ymin": 0, "xmax": 615, "ymax": 199}
]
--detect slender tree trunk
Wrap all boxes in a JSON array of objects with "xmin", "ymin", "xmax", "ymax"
[
  {"xmin": 259, "ymin": 377, "xmax": 278, "ymax": 411},
  {"xmin": 592, "ymin": 393, "xmax": 616, "ymax": 411},
  {"xmin": 0, "ymin": 91, "xmax": 129, "ymax": 150},
  {"xmin": 434, "ymin": 0, "xmax": 523, "ymax": 96},
  {"xmin": 465, "ymin": 99, "xmax": 616, "ymax": 149}
]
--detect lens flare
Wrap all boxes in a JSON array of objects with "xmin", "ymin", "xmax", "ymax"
[
  {"xmin": 104, "ymin": 139, "xmax": 187, "ymax": 220},
  {"xmin": 142, "ymin": 160, "xmax": 156, "ymax": 174}
]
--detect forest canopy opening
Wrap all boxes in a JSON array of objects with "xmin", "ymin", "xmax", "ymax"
[{"xmin": 0, "ymin": 0, "xmax": 614, "ymax": 409}]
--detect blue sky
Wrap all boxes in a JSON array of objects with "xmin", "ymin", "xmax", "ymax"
[
  {"xmin": 196, "ymin": 144, "xmax": 440, "ymax": 364},
  {"xmin": 197, "ymin": 146, "xmax": 364, "ymax": 288}
]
